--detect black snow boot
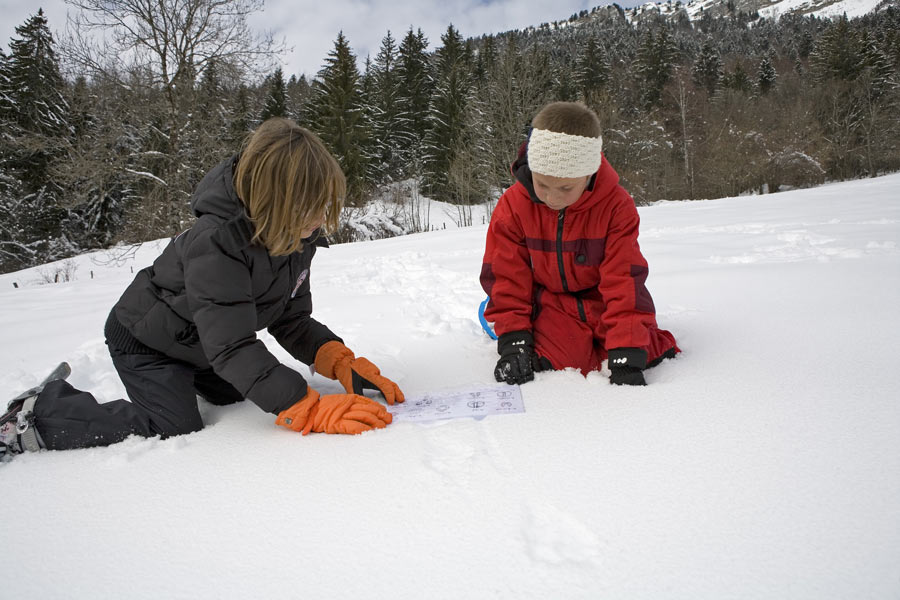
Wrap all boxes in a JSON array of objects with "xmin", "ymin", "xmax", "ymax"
[{"xmin": 1, "ymin": 362, "xmax": 71, "ymax": 459}]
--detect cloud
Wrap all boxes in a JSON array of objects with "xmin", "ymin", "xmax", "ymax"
[
  {"xmin": 1, "ymin": 0, "xmax": 644, "ymax": 80},
  {"xmin": 0, "ymin": 1, "xmax": 69, "ymax": 47},
  {"xmin": 252, "ymin": 0, "xmax": 599, "ymax": 77}
]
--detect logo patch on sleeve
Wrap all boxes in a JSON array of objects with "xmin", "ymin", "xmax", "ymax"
[{"xmin": 291, "ymin": 269, "xmax": 309, "ymax": 298}]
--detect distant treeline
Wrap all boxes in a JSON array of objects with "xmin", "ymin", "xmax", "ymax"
[{"xmin": 1, "ymin": 0, "xmax": 898, "ymax": 273}]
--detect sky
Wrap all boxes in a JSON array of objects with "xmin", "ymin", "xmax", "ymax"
[
  {"xmin": 3, "ymin": 173, "xmax": 900, "ymax": 597},
  {"xmin": 0, "ymin": 0, "xmax": 646, "ymax": 79}
]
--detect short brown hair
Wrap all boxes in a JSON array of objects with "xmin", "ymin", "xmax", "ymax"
[
  {"xmin": 532, "ymin": 102, "xmax": 601, "ymax": 138},
  {"xmin": 234, "ymin": 118, "xmax": 346, "ymax": 256}
]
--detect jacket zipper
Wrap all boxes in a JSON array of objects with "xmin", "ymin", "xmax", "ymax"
[{"xmin": 556, "ymin": 208, "xmax": 587, "ymax": 322}]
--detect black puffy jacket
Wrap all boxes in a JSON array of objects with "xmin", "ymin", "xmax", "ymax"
[{"xmin": 113, "ymin": 155, "xmax": 340, "ymax": 414}]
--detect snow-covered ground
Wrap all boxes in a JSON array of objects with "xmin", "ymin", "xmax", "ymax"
[
  {"xmin": 2, "ymin": 174, "xmax": 899, "ymax": 599},
  {"xmin": 629, "ymin": 0, "xmax": 882, "ymax": 22}
]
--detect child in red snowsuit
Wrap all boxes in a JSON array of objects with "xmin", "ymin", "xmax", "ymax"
[{"xmin": 480, "ymin": 102, "xmax": 678, "ymax": 386}]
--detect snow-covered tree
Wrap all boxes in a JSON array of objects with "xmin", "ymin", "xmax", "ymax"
[
  {"xmin": 230, "ymin": 84, "xmax": 254, "ymax": 146},
  {"xmin": 692, "ymin": 42, "xmax": 723, "ymax": 96},
  {"xmin": 810, "ymin": 17, "xmax": 865, "ymax": 83},
  {"xmin": 757, "ymin": 56, "xmax": 777, "ymax": 94},
  {"xmin": 860, "ymin": 31, "xmax": 894, "ymax": 97},
  {"xmin": 423, "ymin": 25, "xmax": 474, "ymax": 202},
  {"xmin": 286, "ymin": 74, "xmax": 312, "ymax": 122},
  {"xmin": 369, "ymin": 32, "xmax": 405, "ymax": 183},
  {"xmin": 724, "ymin": 60, "xmax": 753, "ymax": 94},
  {"xmin": 1, "ymin": 9, "xmax": 71, "ymax": 192},
  {"xmin": 394, "ymin": 28, "xmax": 433, "ymax": 178},
  {"xmin": 2, "ymin": 10, "xmax": 69, "ymax": 138},
  {"xmin": 0, "ymin": 10, "xmax": 74, "ymax": 272},
  {"xmin": 635, "ymin": 28, "xmax": 680, "ymax": 108},
  {"xmin": 306, "ymin": 32, "xmax": 370, "ymax": 204},
  {"xmin": 260, "ymin": 67, "xmax": 288, "ymax": 121},
  {"xmin": 575, "ymin": 35, "xmax": 610, "ymax": 102},
  {"xmin": 63, "ymin": 0, "xmax": 281, "ymax": 233},
  {"xmin": 472, "ymin": 34, "xmax": 498, "ymax": 87}
]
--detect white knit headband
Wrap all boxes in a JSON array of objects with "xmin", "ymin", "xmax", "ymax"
[{"xmin": 527, "ymin": 128, "xmax": 603, "ymax": 179}]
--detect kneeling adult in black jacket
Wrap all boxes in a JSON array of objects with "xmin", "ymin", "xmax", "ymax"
[{"xmin": 16, "ymin": 118, "xmax": 403, "ymax": 451}]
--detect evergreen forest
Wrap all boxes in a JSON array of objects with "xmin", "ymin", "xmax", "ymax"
[{"xmin": 1, "ymin": 1, "xmax": 898, "ymax": 273}]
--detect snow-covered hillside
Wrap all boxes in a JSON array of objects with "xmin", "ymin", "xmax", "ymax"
[
  {"xmin": 625, "ymin": 0, "xmax": 884, "ymax": 22},
  {"xmin": 2, "ymin": 174, "xmax": 899, "ymax": 598}
]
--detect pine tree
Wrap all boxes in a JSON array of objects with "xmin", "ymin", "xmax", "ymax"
[
  {"xmin": 358, "ymin": 55, "xmax": 373, "ymax": 110},
  {"xmin": 307, "ymin": 32, "xmax": 369, "ymax": 203},
  {"xmin": 67, "ymin": 76, "xmax": 94, "ymax": 139},
  {"xmin": 724, "ymin": 61, "xmax": 753, "ymax": 94},
  {"xmin": 0, "ymin": 9, "xmax": 74, "ymax": 272},
  {"xmin": 184, "ymin": 57, "xmax": 236, "ymax": 184},
  {"xmin": 261, "ymin": 67, "xmax": 288, "ymax": 121},
  {"xmin": 423, "ymin": 25, "xmax": 474, "ymax": 202},
  {"xmin": 395, "ymin": 28, "xmax": 433, "ymax": 178},
  {"xmin": 810, "ymin": 17, "xmax": 865, "ymax": 83},
  {"xmin": 635, "ymin": 28, "xmax": 680, "ymax": 108},
  {"xmin": 575, "ymin": 35, "xmax": 610, "ymax": 102},
  {"xmin": 0, "ymin": 48, "xmax": 11, "ymax": 122},
  {"xmin": 286, "ymin": 74, "xmax": 312, "ymax": 122},
  {"xmin": 229, "ymin": 84, "xmax": 254, "ymax": 147},
  {"xmin": 800, "ymin": 31, "xmax": 816, "ymax": 59},
  {"xmin": 1, "ymin": 9, "xmax": 71, "ymax": 192},
  {"xmin": 554, "ymin": 66, "xmax": 578, "ymax": 102},
  {"xmin": 860, "ymin": 31, "xmax": 894, "ymax": 97},
  {"xmin": 473, "ymin": 35, "xmax": 498, "ymax": 87},
  {"xmin": 757, "ymin": 56, "xmax": 777, "ymax": 94},
  {"xmin": 3, "ymin": 10, "xmax": 69, "ymax": 137},
  {"xmin": 369, "ymin": 31, "xmax": 404, "ymax": 182},
  {"xmin": 169, "ymin": 55, "xmax": 232, "ymax": 211},
  {"xmin": 195, "ymin": 59, "xmax": 229, "ymax": 139},
  {"xmin": 692, "ymin": 42, "xmax": 723, "ymax": 96},
  {"xmin": 358, "ymin": 54, "xmax": 380, "ymax": 186}
]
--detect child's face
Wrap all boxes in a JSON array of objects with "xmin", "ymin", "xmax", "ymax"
[{"xmin": 532, "ymin": 172, "xmax": 591, "ymax": 210}]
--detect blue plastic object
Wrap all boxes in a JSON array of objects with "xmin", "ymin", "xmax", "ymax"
[{"xmin": 478, "ymin": 297, "xmax": 498, "ymax": 340}]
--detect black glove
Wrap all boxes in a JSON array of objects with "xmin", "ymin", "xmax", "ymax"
[
  {"xmin": 609, "ymin": 365, "xmax": 646, "ymax": 386},
  {"xmin": 494, "ymin": 331, "xmax": 551, "ymax": 385},
  {"xmin": 608, "ymin": 347, "xmax": 648, "ymax": 386}
]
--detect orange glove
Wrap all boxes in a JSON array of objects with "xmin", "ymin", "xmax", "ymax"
[
  {"xmin": 315, "ymin": 341, "xmax": 405, "ymax": 405},
  {"xmin": 275, "ymin": 388, "xmax": 392, "ymax": 435}
]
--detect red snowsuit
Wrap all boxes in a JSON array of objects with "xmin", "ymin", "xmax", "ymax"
[{"xmin": 480, "ymin": 151, "xmax": 678, "ymax": 374}]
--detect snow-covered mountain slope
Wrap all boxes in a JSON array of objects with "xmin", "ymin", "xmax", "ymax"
[
  {"xmin": 625, "ymin": 0, "xmax": 886, "ymax": 22},
  {"xmin": 2, "ymin": 173, "xmax": 899, "ymax": 598}
]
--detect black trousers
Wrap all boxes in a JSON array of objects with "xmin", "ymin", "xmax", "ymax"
[{"xmin": 32, "ymin": 314, "xmax": 244, "ymax": 451}]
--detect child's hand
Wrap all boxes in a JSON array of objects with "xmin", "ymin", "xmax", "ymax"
[
  {"xmin": 608, "ymin": 347, "xmax": 650, "ymax": 385},
  {"xmin": 315, "ymin": 341, "xmax": 405, "ymax": 405},
  {"xmin": 495, "ymin": 352, "xmax": 534, "ymax": 385},
  {"xmin": 609, "ymin": 366, "xmax": 646, "ymax": 386},
  {"xmin": 275, "ymin": 388, "xmax": 393, "ymax": 435},
  {"xmin": 494, "ymin": 331, "xmax": 550, "ymax": 385}
]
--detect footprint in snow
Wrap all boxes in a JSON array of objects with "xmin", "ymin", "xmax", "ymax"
[{"xmin": 523, "ymin": 502, "xmax": 603, "ymax": 566}]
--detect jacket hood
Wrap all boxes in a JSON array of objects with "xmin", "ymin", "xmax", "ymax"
[
  {"xmin": 190, "ymin": 155, "xmax": 245, "ymax": 220},
  {"xmin": 511, "ymin": 141, "xmax": 619, "ymax": 213}
]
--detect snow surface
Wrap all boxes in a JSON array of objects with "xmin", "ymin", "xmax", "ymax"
[
  {"xmin": 2, "ymin": 174, "xmax": 900, "ymax": 599},
  {"xmin": 757, "ymin": 0, "xmax": 879, "ymax": 19},
  {"xmin": 630, "ymin": 0, "xmax": 882, "ymax": 21}
]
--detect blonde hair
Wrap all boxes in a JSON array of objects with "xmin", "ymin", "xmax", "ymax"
[
  {"xmin": 532, "ymin": 101, "xmax": 601, "ymax": 138},
  {"xmin": 234, "ymin": 118, "xmax": 345, "ymax": 256}
]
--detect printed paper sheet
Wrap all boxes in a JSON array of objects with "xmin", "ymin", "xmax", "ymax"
[{"xmin": 387, "ymin": 385, "xmax": 524, "ymax": 423}]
